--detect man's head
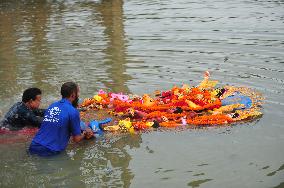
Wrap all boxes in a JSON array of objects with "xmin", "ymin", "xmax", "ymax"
[
  {"xmin": 22, "ymin": 88, "xmax": 42, "ymax": 109},
  {"xmin": 61, "ymin": 82, "xmax": 80, "ymax": 107}
]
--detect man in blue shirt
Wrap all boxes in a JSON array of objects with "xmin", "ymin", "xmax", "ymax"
[
  {"xmin": 1, "ymin": 88, "xmax": 44, "ymax": 130},
  {"xmin": 29, "ymin": 82, "xmax": 93, "ymax": 156}
]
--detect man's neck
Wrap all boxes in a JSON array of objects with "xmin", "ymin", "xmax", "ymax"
[
  {"xmin": 64, "ymin": 97, "xmax": 73, "ymax": 104},
  {"xmin": 23, "ymin": 102, "xmax": 32, "ymax": 110}
]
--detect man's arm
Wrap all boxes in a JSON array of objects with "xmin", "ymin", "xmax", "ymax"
[
  {"xmin": 70, "ymin": 110, "xmax": 94, "ymax": 143},
  {"xmin": 32, "ymin": 109, "xmax": 46, "ymax": 117},
  {"xmin": 23, "ymin": 110, "xmax": 43, "ymax": 127},
  {"xmin": 72, "ymin": 133, "xmax": 85, "ymax": 143}
]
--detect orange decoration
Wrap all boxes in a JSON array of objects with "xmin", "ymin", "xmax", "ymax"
[{"xmin": 79, "ymin": 71, "xmax": 264, "ymax": 132}]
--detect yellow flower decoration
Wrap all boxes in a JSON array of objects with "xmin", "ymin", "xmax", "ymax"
[{"xmin": 93, "ymin": 95, "xmax": 102, "ymax": 102}]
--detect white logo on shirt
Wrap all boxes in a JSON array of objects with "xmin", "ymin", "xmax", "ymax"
[{"xmin": 43, "ymin": 107, "xmax": 61, "ymax": 123}]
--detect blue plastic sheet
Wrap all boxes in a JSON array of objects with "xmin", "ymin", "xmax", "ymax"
[
  {"xmin": 89, "ymin": 118, "xmax": 112, "ymax": 135},
  {"xmin": 221, "ymin": 92, "xmax": 252, "ymax": 109}
]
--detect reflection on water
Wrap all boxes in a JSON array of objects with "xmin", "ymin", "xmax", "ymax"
[
  {"xmin": 78, "ymin": 134, "xmax": 141, "ymax": 187},
  {"xmin": 0, "ymin": 133, "xmax": 141, "ymax": 187},
  {"xmin": 0, "ymin": 0, "xmax": 132, "ymax": 108},
  {"xmin": 0, "ymin": 0, "xmax": 55, "ymax": 100},
  {"xmin": 0, "ymin": 0, "xmax": 284, "ymax": 187},
  {"xmin": 91, "ymin": 0, "xmax": 131, "ymax": 93}
]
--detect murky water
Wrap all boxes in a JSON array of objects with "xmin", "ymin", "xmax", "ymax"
[{"xmin": 0, "ymin": 0, "xmax": 284, "ymax": 187}]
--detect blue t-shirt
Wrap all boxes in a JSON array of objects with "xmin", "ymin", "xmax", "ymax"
[{"xmin": 31, "ymin": 98, "xmax": 81, "ymax": 152}]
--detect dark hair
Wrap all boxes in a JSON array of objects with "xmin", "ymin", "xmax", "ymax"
[
  {"xmin": 22, "ymin": 88, "xmax": 42, "ymax": 103},
  {"xmin": 61, "ymin": 82, "xmax": 78, "ymax": 98}
]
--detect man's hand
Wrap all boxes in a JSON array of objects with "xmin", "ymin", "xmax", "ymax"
[
  {"xmin": 83, "ymin": 127, "xmax": 94, "ymax": 139},
  {"xmin": 73, "ymin": 127, "xmax": 94, "ymax": 143}
]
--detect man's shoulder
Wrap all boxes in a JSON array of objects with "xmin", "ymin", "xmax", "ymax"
[
  {"xmin": 9, "ymin": 102, "xmax": 23, "ymax": 111},
  {"xmin": 2, "ymin": 102, "xmax": 27, "ymax": 129},
  {"xmin": 4, "ymin": 102, "xmax": 23, "ymax": 117},
  {"xmin": 12, "ymin": 102, "xmax": 22, "ymax": 107},
  {"xmin": 46, "ymin": 100, "xmax": 77, "ymax": 114},
  {"xmin": 46, "ymin": 100, "xmax": 64, "ymax": 109}
]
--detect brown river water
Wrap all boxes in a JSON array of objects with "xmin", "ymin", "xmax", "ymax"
[{"xmin": 0, "ymin": 0, "xmax": 283, "ymax": 187}]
